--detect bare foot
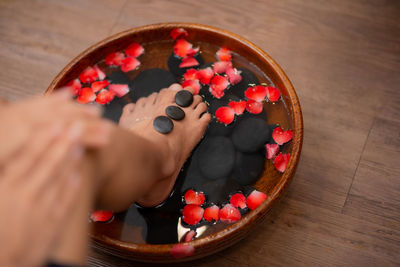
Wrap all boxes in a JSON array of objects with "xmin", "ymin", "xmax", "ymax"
[{"xmin": 119, "ymin": 84, "xmax": 211, "ymax": 207}]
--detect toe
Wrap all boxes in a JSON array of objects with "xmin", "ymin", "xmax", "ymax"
[
  {"xmin": 169, "ymin": 83, "xmax": 182, "ymax": 91},
  {"xmin": 147, "ymin": 92, "xmax": 158, "ymax": 105},
  {"xmin": 136, "ymin": 97, "xmax": 146, "ymax": 107},
  {"xmin": 122, "ymin": 103, "xmax": 135, "ymax": 114},
  {"xmin": 156, "ymin": 87, "xmax": 175, "ymax": 105},
  {"xmin": 182, "ymin": 86, "xmax": 195, "ymax": 95},
  {"xmin": 194, "ymin": 102, "xmax": 208, "ymax": 117},
  {"xmin": 200, "ymin": 112, "xmax": 212, "ymax": 124},
  {"xmin": 192, "ymin": 95, "xmax": 204, "ymax": 109}
]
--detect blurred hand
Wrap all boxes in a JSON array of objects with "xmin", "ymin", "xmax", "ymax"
[
  {"xmin": 0, "ymin": 89, "xmax": 112, "ymax": 163},
  {"xmin": 0, "ymin": 122, "xmax": 85, "ymax": 267}
]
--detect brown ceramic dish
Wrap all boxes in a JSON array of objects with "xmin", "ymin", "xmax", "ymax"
[{"xmin": 46, "ymin": 22, "xmax": 303, "ymax": 263}]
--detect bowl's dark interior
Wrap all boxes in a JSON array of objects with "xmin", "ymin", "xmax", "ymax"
[{"xmin": 48, "ymin": 23, "xmax": 302, "ymax": 263}]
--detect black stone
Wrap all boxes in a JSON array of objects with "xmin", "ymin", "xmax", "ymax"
[
  {"xmin": 197, "ymin": 136, "xmax": 236, "ymax": 180},
  {"xmin": 230, "ymin": 68, "xmax": 259, "ymax": 98},
  {"xmin": 233, "ymin": 151, "xmax": 265, "ymax": 185},
  {"xmin": 153, "ymin": 116, "xmax": 174, "ymax": 134},
  {"xmin": 206, "ymin": 118, "xmax": 235, "ymax": 137},
  {"xmin": 175, "ymin": 90, "xmax": 193, "ymax": 107},
  {"xmin": 165, "ymin": 105, "xmax": 185, "ymax": 121},
  {"xmin": 106, "ymin": 70, "xmax": 131, "ymax": 85},
  {"xmin": 198, "ymin": 85, "xmax": 213, "ymax": 104},
  {"xmin": 208, "ymin": 98, "xmax": 229, "ymax": 115},
  {"xmin": 130, "ymin": 68, "xmax": 177, "ymax": 102},
  {"xmin": 199, "ymin": 178, "xmax": 242, "ymax": 204},
  {"xmin": 181, "ymin": 158, "xmax": 207, "ymax": 192},
  {"xmin": 167, "ymin": 52, "xmax": 204, "ymax": 77},
  {"xmin": 231, "ymin": 117, "xmax": 271, "ymax": 152},
  {"xmin": 102, "ymin": 98, "xmax": 124, "ymax": 123}
]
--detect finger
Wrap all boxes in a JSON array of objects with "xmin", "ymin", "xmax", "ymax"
[
  {"xmin": 2, "ymin": 123, "xmax": 63, "ymax": 183},
  {"xmin": 27, "ymin": 122, "xmax": 84, "ymax": 195},
  {"xmin": 39, "ymin": 170, "xmax": 81, "ymax": 226},
  {"xmin": 81, "ymin": 119, "xmax": 113, "ymax": 148}
]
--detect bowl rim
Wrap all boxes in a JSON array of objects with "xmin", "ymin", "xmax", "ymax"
[{"xmin": 46, "ymin": 22, "xmax": 303, "ymax": 258}]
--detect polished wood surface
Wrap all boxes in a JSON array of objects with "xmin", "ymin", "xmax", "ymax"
[{"xmin": 1, "ymin": 0, "xmax": 399, "ymax": 266}]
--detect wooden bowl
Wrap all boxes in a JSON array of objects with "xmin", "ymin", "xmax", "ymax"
[{"xmin": 47, "ymin": 22, "xmax": 303, "ymax": 263}]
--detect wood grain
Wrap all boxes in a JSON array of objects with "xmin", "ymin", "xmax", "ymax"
[{"xmin": 1, "ymin": 0, "xmax": 399, "ymax": 266}]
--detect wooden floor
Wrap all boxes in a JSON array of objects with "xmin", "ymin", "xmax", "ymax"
[{"xmin": 1, "ymin": 0, "xmax": 399, "ymax": 266}]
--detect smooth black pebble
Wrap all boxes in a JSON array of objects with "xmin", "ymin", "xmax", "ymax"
[
  {"xmin": 200, "ymin": 178, "xmax": 242, "ymax": 204},
  {"xmin": 130, "ymin": 68, "xmax": 177, "ymax": 102},
  {"xmin": 197, "ymin": 136, "xmax": 236, "ymax": 180},
  {"xmin": 230, "ymin": 68, "xmax": 259, "ymax": 97},
  {"xmin": 231, "ymin": 117, "xmax": 271, "ymax": 152},
  {"xmin": 102, "ymin": 98, "xmax": 124, "ymax": 123},
  {"xmin": 175, "ymin": 90, "xmax": 193, "ymax": 107},
  {"xmin": 233, "ymin": 151, "xmax": 265, "ymax": 185},
  {"xmin": 153, "ymin": 116, "xmax": 174, "ymax": 134},
  {"xmin": 106, "ymin": 70, "xmax": 131, "ymax": 84},
  {"xmin": 167, "ymin": 53, "xmax": 204, "ymax": 77},
  {"xmin": 166, "ymin": 105, "xmax": 185, "ymax": 121},
  {"xmin": 206, "ymin": 118, "xmax": 235, "ymax": 136}
]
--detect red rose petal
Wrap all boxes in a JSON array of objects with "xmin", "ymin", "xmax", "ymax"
[
  {"xmin": 226, "ymin": 67, "xmax": 242, "ymax": 85},
  {"xmin": 246, "ymin": 190, "xmax": 267, "ymax": 210},
  {"xmin": 219, "ymin": 204, "xmax": 241, "ymax": 224},
  {"xmin": 183, "ymin": 68, "xmax": 199, "ymax": 81},
  {"xmin": 266, "ymin": 86, "xmax": 281, "ymax": 102},
  {"xmin": 125, "ymin": 42, "xmax": 144, "ymax": 57},
  {"xmin": 93, "ymin": 65, "xmax": 106, "ymax": 80},
  {"xmin": 245, "ymin": 85, "xmax": 267, "ymax": 102},
  {"xmin": 272, "ymin": 126, "xmax": 293, "ymax": 145},
  {"xmin": 174, "ymin": 39, "xmax": 195, "ymax": 58},
  {"xmin": 78, "ymin": 67, "xmax": 98, "ymax": 84},
  {"xmin": 210, "ymin": 75, "xmax": 229, "ymax": 92},
  {"xmin": 90, "ymin": 210, "xmax": 114, "ymax": 222},
  {"xmin": 182, "ymin": 204, "xmax": 204, "ymax": 225},
  {"xmin": 203, "ymin": 205, "xmax": 220, "ymax": 222},
  {"xmin": 197, "ymin": 67, "xmax": 214, "ymax": 85},
  {"xmin": 179, "ymin": 56, "xmax": 199, "ymax": 68},
  {"xmin": 216, "ymin": 47, "xmax": 232, "ymax": 61},
  {"xmin": 210, "ymin": 88, "xmax": 225, "ymax": 99},
  {"xmin": 121, "ymin": 57, "xmax": 140, "ymax": 72},
  {"xmin": 183, "ymin": 230, "xmax": 197, "ymax": 242},
  {"xmin": 65, "ymin": 79, "xmax": 81, "ymax": 96},
  {"xmin": 213, "ymin": 61, "xmax": 232, "ymax": 74},
  {"xmin": 170, "ymin": 243, "xmax": 195, "ymax": 259},
  {"xmin": 215, "ymin": 106, "xmax": 235, "ymax": 124},
  {"xmin": 265, "ymin": 143, "xmax": 279, "ymax": 160},
  {"xmin": 274, "ymin": 153, "xmax": 290, "ymax": 172},
  {"xmin": 105, "ymin": 52, "xmax": 125, "ymax": 66},
  {"xmin": 181, "ymin": 79, "xmax": 201, "ymax": 95},
  {"xmin": 91, "ymin": 80, "xmax": 109, "ymax": 93},
  {"xmin": 230, "ymin": 193, "xmax": 247, "ymax": 209},
  {"xmin": 246, "ymin": 100, "xmax": 263, "ymax": 114},
  {"xmin": 108, "ymin": 84, "xmax": 129, "ymax": 97},
  {"xmin": 170, "ymin": 28, "xmax": 189, "ymax": 40},
  {"xmin": 228, "ymin": 100, "xmax": 246, "ymax": 115},
  {"xmin": 77, "ymin": 87, "xmax": 96, "ymax": 104},
  {"xmin": 96, "ymin": 89, "xmax": 115, "ymax": 105},
  {"xmin": 184, "ymin": 189, "xmax": 205, "ymax": 205}
]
